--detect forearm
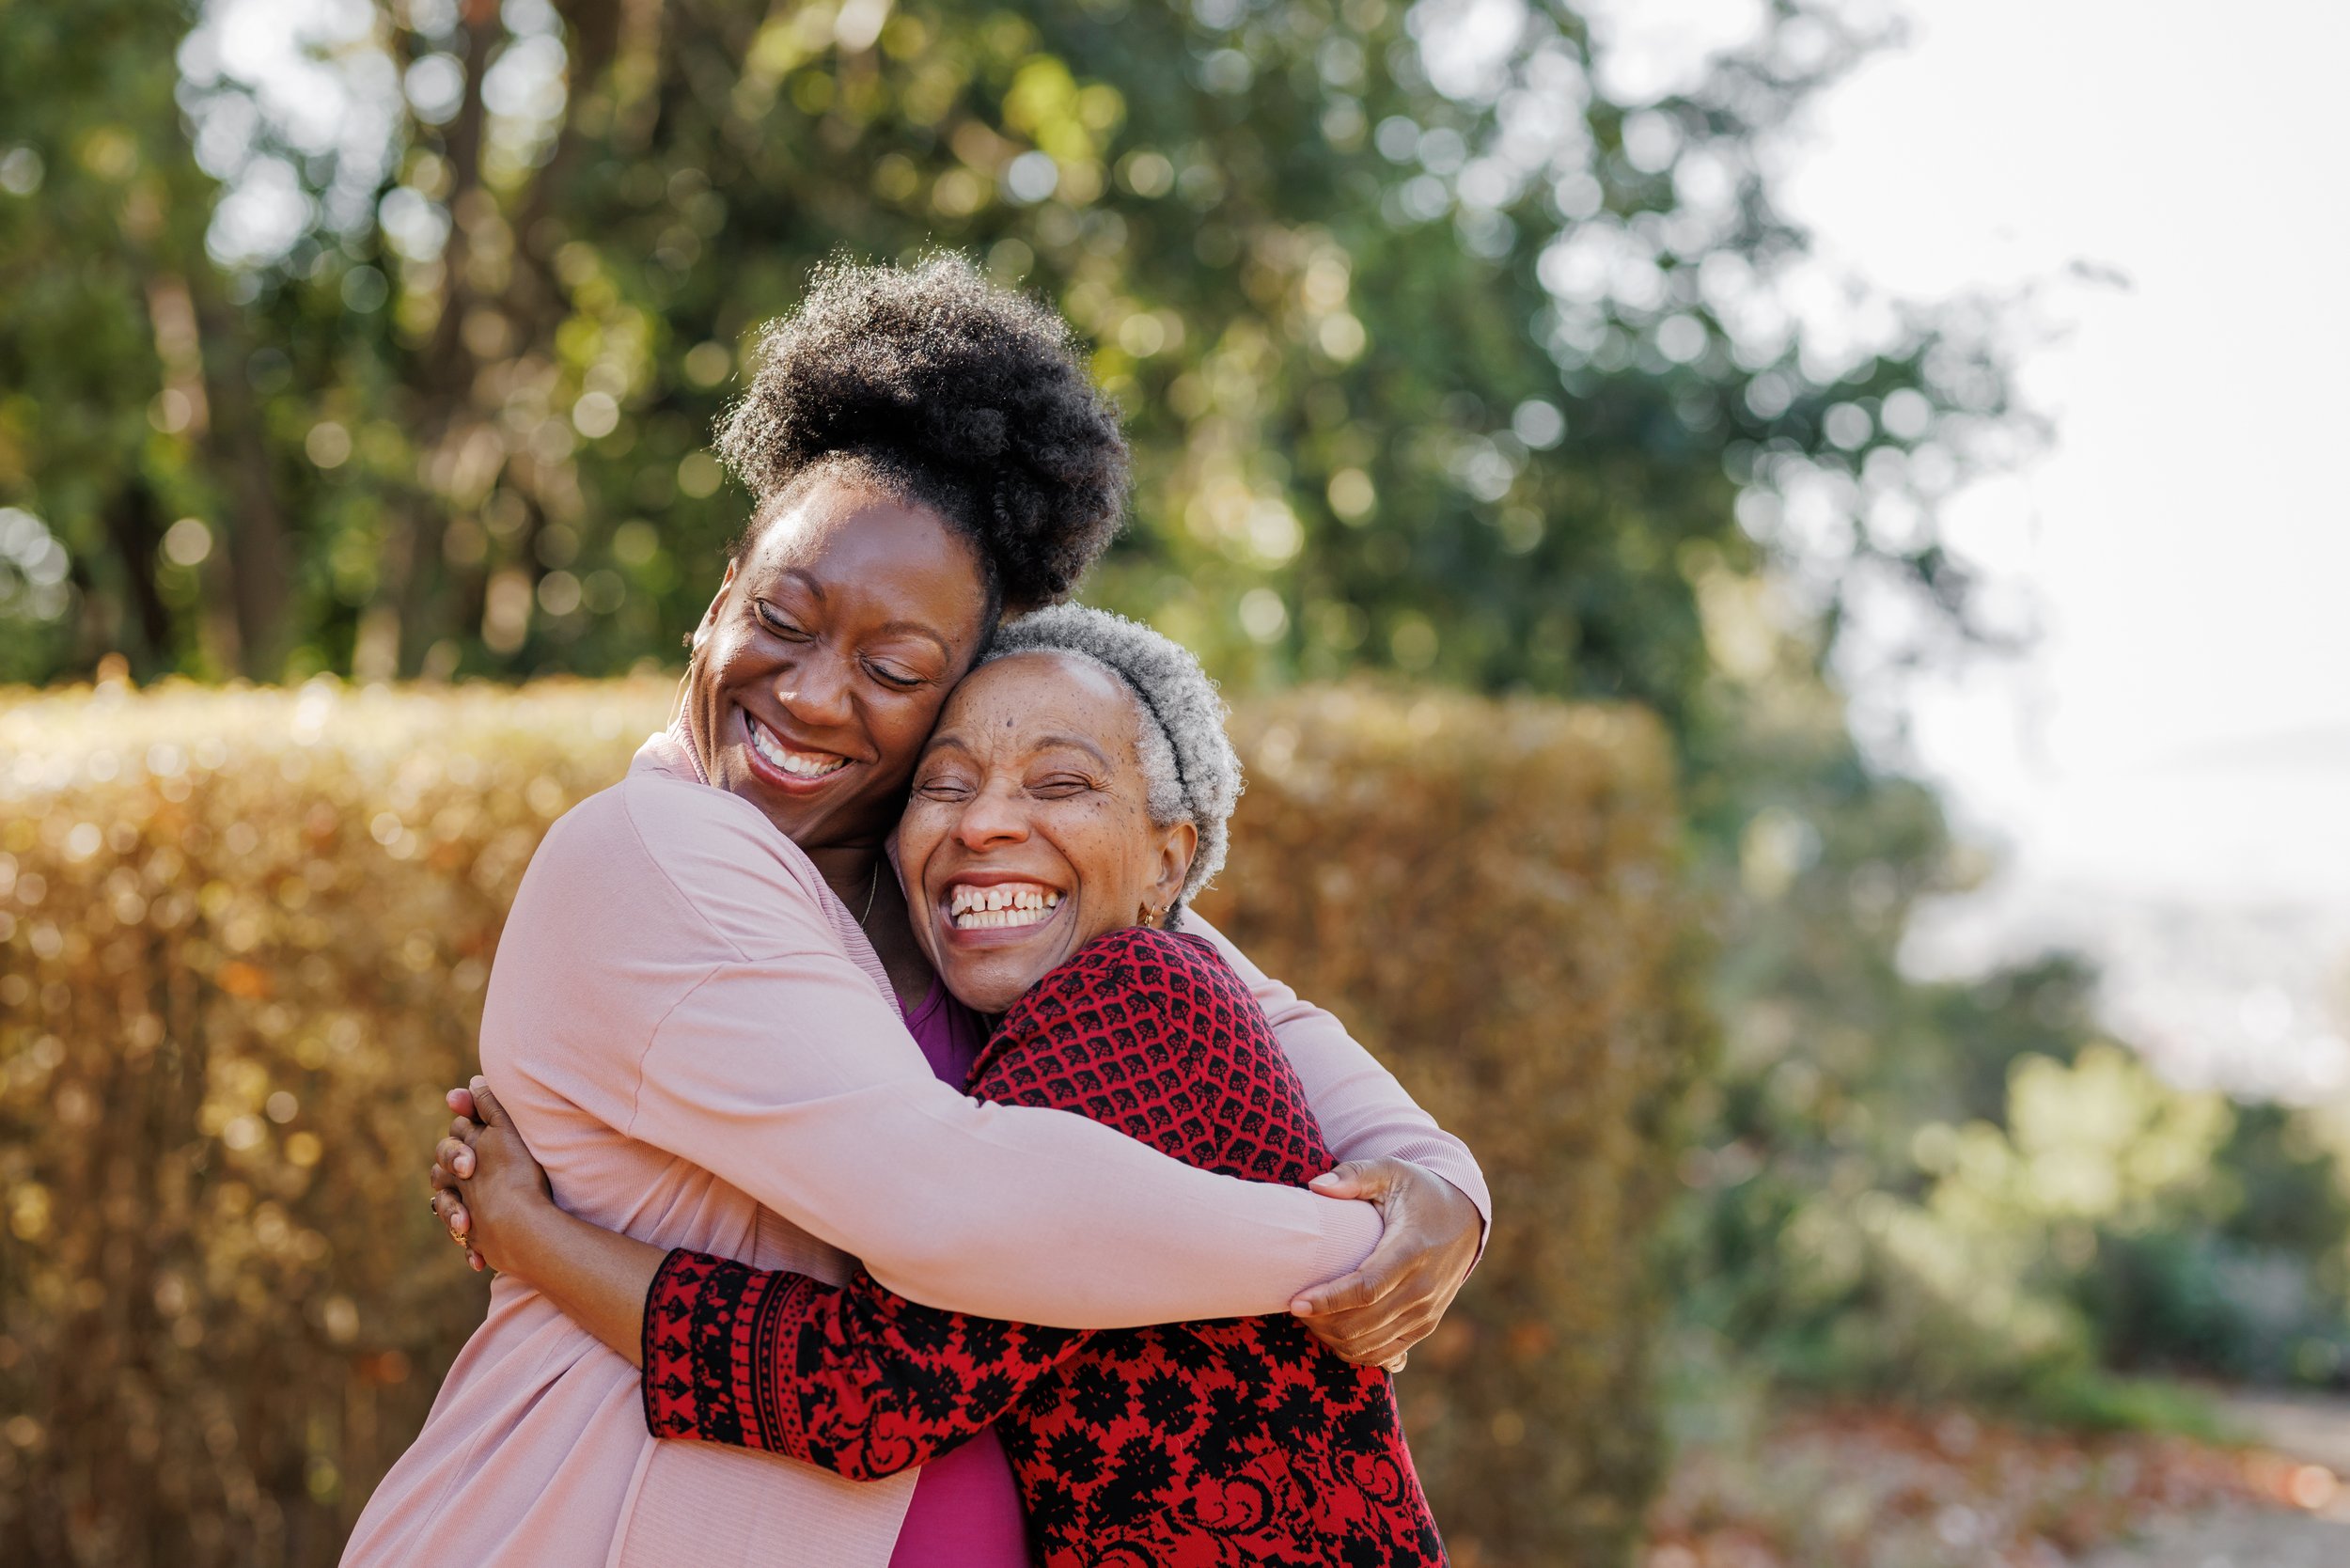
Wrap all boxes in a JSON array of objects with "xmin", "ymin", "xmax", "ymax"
[
  {"xmin": 503, "ymin": 1201, "xmax": 666, "ymax": 1369},
  {"xmin": 634, "ymin": 1001, "xmax": 1383, "ymax": 1326},
  {"xmin": 643, "ymin": 1251, "xmax": 1083, "ymax": 1477}
]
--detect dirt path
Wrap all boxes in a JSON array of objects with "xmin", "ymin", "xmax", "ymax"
[
  {"xmin": 2082, "ymin": 1507, "xmax": 2350, "ymax": 1568},
  {"xmin": 2084, "ymin": 1392, "xmax": 2350, "ymax": 1568}
]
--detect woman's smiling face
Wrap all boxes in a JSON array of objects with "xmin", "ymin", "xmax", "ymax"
[
  {"xmin": 899, "ymin": 651, "xmax": 1198, "ymax": 1014},
  {"xmin": 689, "ymin": 476, "xmax": 994, "ymax": 853}
]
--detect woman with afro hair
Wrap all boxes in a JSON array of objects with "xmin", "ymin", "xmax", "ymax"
[{"xmin": 350, "ymin": 257, "xmax": 1486, "ymax": 1568}]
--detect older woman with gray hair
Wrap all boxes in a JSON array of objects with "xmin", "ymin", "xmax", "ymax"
[
  {"xmin": 984, "ymin": 601, "xmax": 1243, "ymax": 925},
  {"xmin": 435, "ymin": 604, "xmax": 1448, "ymax": 1568}
]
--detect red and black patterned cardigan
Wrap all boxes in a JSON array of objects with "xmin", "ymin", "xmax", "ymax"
[{"xmin": 640, "ymin": 924, "xmax": 1445, "ymax": 1568}]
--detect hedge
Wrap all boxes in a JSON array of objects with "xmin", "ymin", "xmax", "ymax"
[{"xmin": 0, "ymin": 677, "xmax": 1698, "ymax": 1568}]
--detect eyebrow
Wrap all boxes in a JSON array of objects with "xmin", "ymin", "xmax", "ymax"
[
  {"xmin": 776, "ymin": 569, "xmax": 955, "ymax": 659},
  {"xmin": 778, "ymin": 568, "xmax": 828, "ymax": 603},
  {"xmin": 1028, "ymin": 732, "xmax": 1113, "ymax": 767},
  {"xmin": 919, "ymin": 731, "xmax": 1114, "ymax": 766}
]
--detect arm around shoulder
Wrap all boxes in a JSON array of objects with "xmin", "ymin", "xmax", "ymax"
[
  {"xmin": 608, "ymin": 864, "xmax": 1384, "ymax": 1328},
  {"xmin": 1183, "ymin": 913, "xmax": 1492, "ymax": 1231}
]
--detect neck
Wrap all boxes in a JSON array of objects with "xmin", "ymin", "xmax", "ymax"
[{"xmin": 805, "ymin": 842, "xmax": 885, "ymax": 910}]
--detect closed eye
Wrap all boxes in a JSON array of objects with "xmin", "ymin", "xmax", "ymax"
[
  {"xmin": 1028, "ymin": 776, "xmax": 1099, "ymax": 798},
  {"xmin": 754, "ymin": 601, "xmax": 807, "ymax": 639},
  {"xmin": 915, "ymin": 775, "xmax": 975, "ymax": 799},
  {"xmin": 866, "ymin": 661, "xmax": 924, "ymax": 691}
]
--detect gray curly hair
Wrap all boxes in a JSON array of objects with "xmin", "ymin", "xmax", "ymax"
[{"xmin": 984, "ymin": 604, "xmax": 1242, "ymax": 924}]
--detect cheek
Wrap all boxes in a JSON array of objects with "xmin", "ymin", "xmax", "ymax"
[
  {"xmin": 1048, "ymin": 799, "xmax": 1152, "ymax": 909},
  {"xmin": 868, "ymin": 694, "xmax": 953, "ymax": 779},
  {"xmin": 896, "ymin": 796, "xmax": 951, "ymax": 868},
  {"xmin": 699, "ymin": 628, "xmax": 768, "ymax": 692}
]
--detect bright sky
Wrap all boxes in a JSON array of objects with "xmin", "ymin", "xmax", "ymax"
[
  {"xmin": 1762, "ymin": 0, "xmax": 2350, "ymax": 1088},
  {"xmin": 1584, "ymin": 0, "xmax": 2350, "ymax": 1090},
  {"xmin": 1781, "ymin": 0, "xmax": 2350, "ymax": 908}
]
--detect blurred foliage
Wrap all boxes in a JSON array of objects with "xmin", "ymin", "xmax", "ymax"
[
  {"xmin": 0, "ymin": 677, "xmax": 1696, "ymax": 1568},
  {"xmin": 0, "ymin": 0, "xmax": 2013, "ymax": 708},
  {"xmin": 1200, "ymin": 685, "xmax": 1700, "ymax": 1566},
  {"xmin": 1657, "ymin": 551, "xmax": 2350, "ymax": 1417},
  {"xmin": 0, "ymin": 679, "xmax": 633, "ymax": 1564},
  {"xmin": 1675, "ymin": 793, "xmax": 2350, "ymax": 1410}
]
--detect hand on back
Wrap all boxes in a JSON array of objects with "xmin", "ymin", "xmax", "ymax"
[{"xmin": 429, "ymin": 1080, "xmax": 552, "ymax": 1275}]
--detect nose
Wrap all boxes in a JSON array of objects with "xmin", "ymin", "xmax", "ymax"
[
  {"xmin": 771, "ymin": 644, "xmax": 854, "ymax": 732},
  {"xmin": 953, "ymin": 778, "xmax": 1031, "ymax": 852}
]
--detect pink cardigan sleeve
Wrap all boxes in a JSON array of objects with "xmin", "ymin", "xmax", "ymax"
[
  {"xmin": 609, "ymin": 778, "xmax": 1382, "ymax": 1329},
  {"xmin": 1185, "ymin": 915, "xmax": 1493, "ymax": 1233}
]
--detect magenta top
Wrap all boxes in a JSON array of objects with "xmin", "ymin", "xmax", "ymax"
[{"xmin": 888, "ymin": 980, "xmax": 1030, "ymax": 1568}]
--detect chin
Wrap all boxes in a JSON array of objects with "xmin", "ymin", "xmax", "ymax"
[{"xmin": 938, "ymin": 956, "xmax": 1054, "ymax": 1017}]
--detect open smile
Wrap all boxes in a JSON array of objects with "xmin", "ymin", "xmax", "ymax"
[
  {"xmin": 741, "ymin": 709, "xmax": 854, "ymax": 790},
  {"xmin": 943, "ymin": 879, "xmax": 1063, "ymax": 933}
]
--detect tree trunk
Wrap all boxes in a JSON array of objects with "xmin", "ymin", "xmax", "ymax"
[{"xmin": 99, "ymin": 478, "xmax": 173, "ymax": 672}]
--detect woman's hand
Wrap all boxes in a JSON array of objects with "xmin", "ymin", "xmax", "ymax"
[
  {"xmin": 427, "ymin": 1078, "xmax": 556, "ymax": 1277},
  {"xmin": 1290, "ymin": 1159, "xmax": 1484, "ymax": 1372}
]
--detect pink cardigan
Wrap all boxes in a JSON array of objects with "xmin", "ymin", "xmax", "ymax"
[{"xmin": 340, "ymin": 729, "xmax": 1488, "ymax": 1568}]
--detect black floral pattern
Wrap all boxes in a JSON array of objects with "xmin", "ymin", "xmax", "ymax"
[{"xmin": 642, "ymin": 927, "xmax": 1445, "ymax": 1568}]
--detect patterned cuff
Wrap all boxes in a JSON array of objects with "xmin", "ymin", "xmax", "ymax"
[
  {"xmin": 642, "ymin": 1248, "xmax": 710, "ymax": 1441},
  {"xmin": 641, "ymin": 1248, "xmax": 749, "ymax": 1445}
]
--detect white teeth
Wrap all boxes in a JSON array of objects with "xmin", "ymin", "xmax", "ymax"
[
  {"xmin": 748, "ymin": 716, "xmax": 848, "ymax": 778},
  {"xmin": 946, "ymin": 882, "xmax": 1061, "ymax": 929},
  {"xmin": 952, "ymin": 906, "xmax": 1050, "ymax": 931}
]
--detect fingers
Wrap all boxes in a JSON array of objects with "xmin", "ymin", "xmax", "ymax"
[
  {"xmin": 1302, "ymin": 1316, "xmax": 1376, "ymax": 1363},
  {"xmin": 1382, "ymin": 1351, "xmax": 1409, "ymax": 1375},
  {"xmin": 431, "ymin": 1091, "xmax": 492, "ymax": 1267},
  {"xmin": 1311, "ymin": 1311, "xmax": 1435, "ymax": 1367},
  {"xmin": 1314, "ymin": 1298, "xmax": 1416, "ymax": 1346},
  {"xmin": 1291, "ymin": 1268, "xmax": 1373, "ymax": 1319},
  {"xmin": 469, "ymin": 1077, "xmax": 514, "ymax": 1132},
  {"xmin": 1300, "ymin": 1280, "xmax": 1441, "ymax": 1361},
  {"xmin": 1308, "ymin": 1158, "xmax": 1403, "ymax": 1202},
  {"xmin": 1290, "ymin": 1243, "xmax": 1408, "ymax": 1318},
  {"xmin": 428, "ymin": 1187, "xmax": 471, "ymax": 1240},
  {"xmin": 1304, "ymin": 1303, "xmax": 1428, "ymax": 1363}
]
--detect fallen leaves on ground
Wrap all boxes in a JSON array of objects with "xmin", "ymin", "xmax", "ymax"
[{"xmin": 1645, "ymin": 1403, "xmax": 2332, "ymax": 1567}]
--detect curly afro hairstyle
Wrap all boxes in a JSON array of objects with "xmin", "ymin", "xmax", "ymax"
[{"xmin": 715, "ymin": 255, "xmax": 1130, "ymax": 616}]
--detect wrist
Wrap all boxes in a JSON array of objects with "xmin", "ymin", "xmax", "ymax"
[
  {"xmin": 493, "ymin": 1191, "xmax": 566, "ymax": 1276},
  {"xmin": 1399, "ymin": 1161, "xmax": 1488, "ymax": 1271}
]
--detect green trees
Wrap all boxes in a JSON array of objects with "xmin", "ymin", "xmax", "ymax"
[{"xmin": 2, "ymin": 0, "xmax": 2006, "ymax": 718}]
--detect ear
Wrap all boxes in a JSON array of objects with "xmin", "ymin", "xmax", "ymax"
[
  {"xmin": 1143, "ymin": 819, "xmax": 1198, "ymax": 917},
  {"xmin": 693, "ymin": 559, "xmax": 739, "ymax": 652}
]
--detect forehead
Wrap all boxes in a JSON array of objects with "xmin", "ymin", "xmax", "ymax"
[
  {"xmin": 745, "ymin": 478, "xmax": 980, "ymax": 604},
  {"xmin": 940, "ymin": 651, "xmax": 1141, "ymax": 751}
]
